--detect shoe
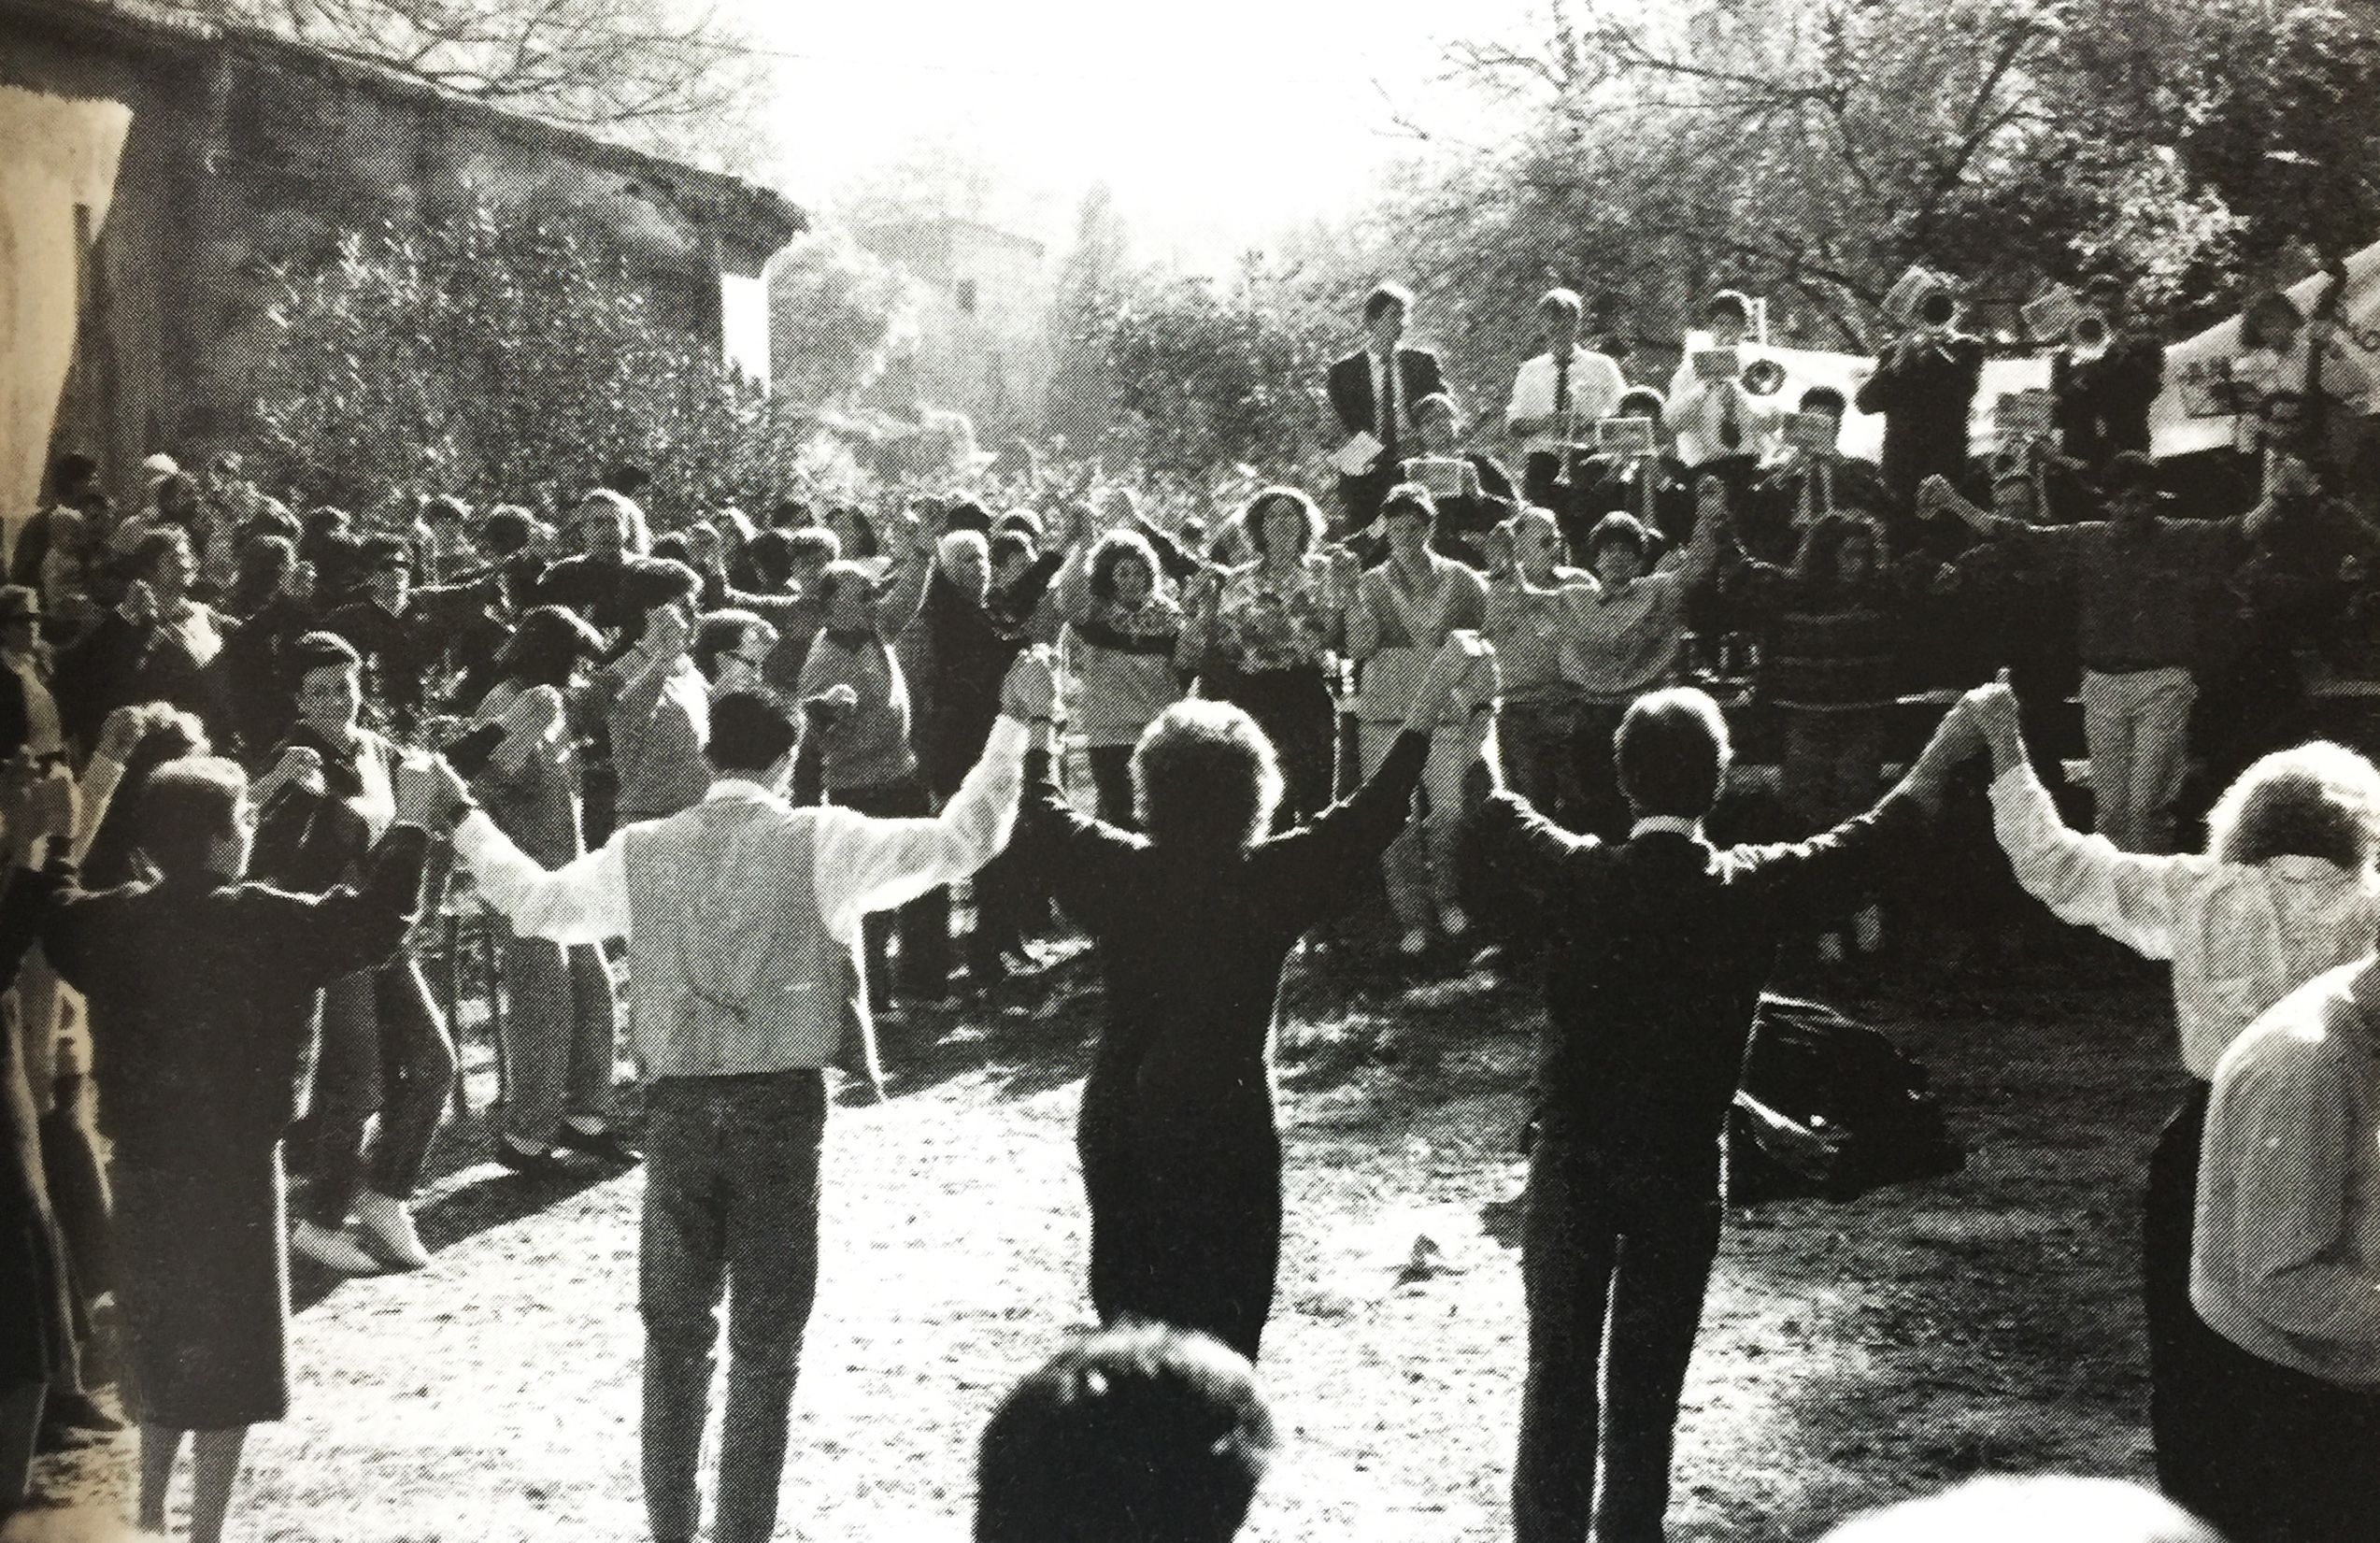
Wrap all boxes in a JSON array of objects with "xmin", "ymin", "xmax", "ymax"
[
  {"xmin": 553, "ymin": 1124, "xmax": 642, "ymax": 1167},
  {"xmin": 291, "ymin": 1219, "xmax": 386, "ymax": 1275},
  {"xmin": 494, "ymin": 1138, "xmax": 577, "ymax": 1181},
  {"xmin": 1440, "ymin": 905, "xmax": 1470, "ymax": 938},
  {"xmin": 43, "ymin": 1389, "xmax": 122, "ymax": 1434},
  {"xmin": 1398, "ymin": 928, "xmax": 1430, "ymax": 957},
  {"xmin": 1854, "ymin": 903, "xmax": 1885, "ymax": 954},
  {"xmin": 353, "ymin": 1190, "xmax": 431, "ymax": 1271}
]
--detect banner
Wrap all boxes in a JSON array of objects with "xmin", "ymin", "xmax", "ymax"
[
  {"xmin": 1680, "ymin": 335, "xmax": 2046, "ymax": 465},
  {"xmin": 2145, "ymin": 237, "xmax": 2380, "ymax": 460}
]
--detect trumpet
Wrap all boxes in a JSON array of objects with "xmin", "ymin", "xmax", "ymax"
[
  {"xmin": 1739, "ymin": 357, "xmax": 1788, "ymax": 396},
  {"xmin": 2068, "ymin": 308, "xmax": 2112, "ymax": 361}
]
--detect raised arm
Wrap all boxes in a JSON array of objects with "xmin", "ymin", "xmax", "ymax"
[
  {"xmin": 1967, "ymin": 680, "xmax": 2193, "ymax": 958},
  {"xmin": 269, "ymin": 822, "xmax": 435, "ymax": 988},
  {"xmin": 1673, "ymin": 476, "xmax": 1732, "ymax": 590}
]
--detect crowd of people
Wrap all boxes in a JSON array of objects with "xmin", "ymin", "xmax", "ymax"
[{"xmin": 0, "ymin": 260, "xmax": 2374, "ymax": 1543}]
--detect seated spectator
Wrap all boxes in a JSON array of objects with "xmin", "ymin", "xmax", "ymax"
[
  {"xmin": 1817, "ymin": 1476, "xmax": 2217, "ymax": 1543},
  {"xmin": 975, "ymin": 1325, "xmax": 1277, "ymax": 1543}
]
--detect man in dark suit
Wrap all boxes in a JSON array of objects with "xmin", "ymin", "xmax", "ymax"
[
  {"xmin": 1462, "ymin": 681, "xmax": 1980, "ymax": 1543},
  {"xmin": 1327, "ymin": 283, "xmax": 1448, "ymax": 536}
]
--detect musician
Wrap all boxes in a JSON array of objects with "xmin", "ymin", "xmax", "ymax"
[
  {"xmin": 1664, "ymin": 292, "xmax": 1782, "ymax": 495},
  {"xmin": 2050, "ymin": 278, "xmax": 2166, "ymax": 470},
  {"xmin": 1327, "ymin": 283, "xmax": 1449, "ymax": 536},
  {"xmin": 1565, "ymin": 387, "xmax": 1695, "ymax": 563},
  {"xmin": 1506, "ymin": 289, "xmax": 1627, "ymax": 515},
  {"xmin": 1739, "ymin": 387, "xmax": 1891, "ymax": 566},
  {"xmin": 1856, "ymin": 282, "xmax": 1986, "ymax": 499},
  {"xmin": 1399, "ymin": 393, "xmax": 1518, "ymax": 568}
]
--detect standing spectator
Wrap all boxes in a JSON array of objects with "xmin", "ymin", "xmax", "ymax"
[
  {"xmin": 1346, "ymin": 486, "xmax": 1489, "ymax": 957},
  {"xmin": 1968, "ymin": 680, "xmax": 2380, "ymax": 1526},
  {"xmin": 256, "ymin": 634, "xmax": 456, "ymax": 1275},
  {"xmin": 1483, "ymin": 510, "xmax": 1589, "ymax": 823},
  {"xmin": 299, "ymin": 507, "xmax": 366, "ymax": 611},
  {"xmin": 1007, "ymin": 640, "xmax": 1479, "ymax": 1359},
  {"xmin": 443, "ymin": 680, "xmax": 1034, "ymax": 1543},
  {"xmin": 320, "ymin": 534, "xmax": 494, "ymax": 737},
  {"xmin": 2190, "ymin": 946, "xmax": 2380, "ymax": 1543},
  {"xmin": 601, "ymin": 560, "xmax": 712, "ymax": 825},
  {"xmin": 2052, "ymin": 279, "xmax": 2168, "ymax": 470},
  {"xmin": 975, "ymin": 1326, "xmax": 1277, "ymax": 1543},
  {"xmin": 43, "ymin": 738, "xmax": 431, "ymax": 1543},
  {"xmin": 732, "ymin": 527, "xmax": 837, "ymax": 695},
  {"xmin": 1180, "ymin": 488, "xmax": 1352, "ymax": 825},
  {"xmin": 827, "ymin": 506, "xmax": 881, "ymax": 567},
  {"xmin": 1569, "ymin": 386, "xmax": 1694, "ymax": 566},
  {"xmin": 1507, "ymin": 288, "xmax": 1628, "ymax": 518},
  {"xmin": 1935, "ymin": 450, "xmax": 2276, "ymax": 852},
  {"xmin": 452, "ymin": 607, "xmax": 634, "ymax": 1175},
  {"xmin": 54, "ymin": 529, "xmax": 225, "ymax": 749},
  {"xmin": 1857, "ymin": 282, "xmax": 1986, "ymax": 499},
  {"xmin": 691, "ymin": 611, "xmax": 779, "ymax": 701},
  {"xmin": 1464, "ymin": 685, "xmax": 1975, "ymax": 1543},
  {"xmin": 1396, "ymin": 393, "xmax": 1518, "ymax": 567},
  {"xmin": 214, "ymin": 536, "xmax": 319, "ymax": 764},
  {"xmin": 1327, "ymin": 283, "xmax": 1448, "ymax": 534},
  {"xmin": 10, "ymin": 452, "xmax": 102, "ymax": 593},
  {"xmin": 1051, "ymin": 526, "xmax": 1192, "ymax": 828},
  {"xmin": 539, "ymin": 490, "xmax": 650, "ymax": 638}
]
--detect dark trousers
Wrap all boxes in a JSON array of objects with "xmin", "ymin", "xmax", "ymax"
[
  {"xmin": 1078, "ymin": 1085, "xmax": 1283, "ymax": 1364},
  {"xmin": 640, "ymin": 1070, "xmax": 826, "ymax": 1543},
  {"xmin": 1565, "ymin": 701, "xmax": 1632, "ymax": 842},
  {"xmin": 1087, "ymin": 744, "xmax": 1137, "ymax": 829},
  {"xmin": 299, "ymin": 955, "xmax": 455, "ymax": 1224},
  {"xmin": 1208, "ymin": 666, "xmax": 1335, "ymax": 825},
  {"xmin": 2188, "ymin": 1326, "xmax": 2380, "ymax": 1543},
  {"xmin": 830, "ymin": 779, "xmax": 936, "ymax": 1005},
  {"xmin": 2144, "ymin": 1081, "xmax": 2245, "ymax": 1522},
  {"xmin": 1514, "ymin": 1139, "xmax": 1723, "ymax": 1543}
]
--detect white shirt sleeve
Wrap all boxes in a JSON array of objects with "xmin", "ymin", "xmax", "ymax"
[
  {"xmin": 1988, "ymin": 761, "xmax": 2198, "ymax": 960},
  {"xmin": 1581, "ymin": 353, "xmax": 1628, "ymax": 421},
  {"xmin": 1505, "ymin": 356, "xmax": 1545, "ymax": 429},
  {"xmin": 453, "ymin": 810, "xmax": 631, "ymax": 945},
  {"xmin": 811, "ymin": 716, "xmax": 1028, "ymax": 940}
]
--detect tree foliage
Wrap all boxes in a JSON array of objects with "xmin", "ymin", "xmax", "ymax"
[
  {"xmin": 766, "ymin": 230, "xmax": 923, "ymax": 412},
  {"xmin": 248, "ymin": 203, "xmax": 811, "ymax": 518}
]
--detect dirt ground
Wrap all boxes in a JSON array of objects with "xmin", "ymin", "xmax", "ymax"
[{"xmin": 8, "ymin": 937, "xmax": 2180, "ymax": 1543}]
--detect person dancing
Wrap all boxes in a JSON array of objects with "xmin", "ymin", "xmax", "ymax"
[
  {"xmin": 1963, "ymin": 679, "xmax": 2380, "ymax": 1526},
  {"xmin": 1008, "ymin": 634, "xmax": 1494, "ymax": 1361}
]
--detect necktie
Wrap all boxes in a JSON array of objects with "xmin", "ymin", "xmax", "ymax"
[
  {"xmin": 1379, "ymin": 351, "xmax": 1399, "ymax": 464},
  {"xmin": 1719, "ymin": 384, "xmax": 1742, "ymax": 453},
  {"xmin": 1553, "ymin": 350, "xmax": 1572, "ymax": 435}
]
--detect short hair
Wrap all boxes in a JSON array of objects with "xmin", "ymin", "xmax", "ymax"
[
  {"xmin": 2239, "ymin": 291, "xmax": 2303, "ymax": 351},
  {"xmin": 1584, "ymin": 511, "xmax": 1650, "ymax": 567},
  {"xmin": 1793, "ymin": 510, "xmax": 1888, "ymax": 591},
  {"xmin": 938, "ymin": 529, "xmax": 990, "ymax": 579},
  {"xmin": 995, "ymin": 508, "xmax": 1046, "ymax": 543},
  {"xmin": 1799, "ymin": 385, "xmax": 1848, "ymax": 416},
  {"xmin": 769, "ymin": 496, "xmax": 813, "ymax": 528},
  {"xmin": 693, "ymin": 608, "xmax": 773, "ymax": 681},
  {"xmin": 1817, "ymin": 1476, "xmax": 2219, "ymax": 1543},
  {"xmin": 1614, "ymin": 386, "xmax": 1668, "ymax": 421},
  {"xmin": 237, "ymin": 533, "xmax": 295, "ymax": 583},
  {"xmin": 422, "ymin": 493, "xmax": 470, "ymax": 526},
  {"xmin": 989, "ymin": 530, "xmax": 1034, "ymax": 569},
  {"xmin": 1537, "ymin": 288, "xmax": 1584, "ymax": 327},
  {"xmin": 239, "ymin": 507, "xmax": 304, "ymax": 549},
  {"xmin": 705, "ymin": 691, "xmax": 799, "ymax": 775},
  {"xmin": 132, "ymin": 528, "xmax": 191, "ymax": 578},
  {"xmin": 481, "ymin": 506, "xmax": 536, "ymax": 555},
  {"xmin": 1380, "ymin": 482, "xmax": 1437, "ymax": 526},
  {"xmin": 618, "ymin": 556, "xmax": 703, "ymax": 614},
  {"xmin": 1133, "ymin": 700, "xmax": 1285, "ymax": 851},
  {"xmin": 1411, "ymin": 392, "xmax": 1460, "ymax": 426},
  {"xmin": 1615, "ymin": 687, "xmax": 1732, "ymax": 819},
  {"xmin": 50, "ymin": 451, "xmax": 98, "ymax": 495},
  {"xmin": 745, "ymin": 528, "xmax": 799, "ymax": 589},
  {"xmin": 358, "ymin": 533, "xmax": 412, "ymax": 570},
  {"xmin": 605, "ymin": 462, "xmax": 651, "ymax": 497},
  {"xmin": 500, "ymin": 605, "xmax": 606, "ymax": 690},
  {"xmin": 829, "ymin": 506, "xmax": 880, "ymax": 559},
  {"xmin": 577, "ymin": 488, "xmax": 650, "ymax": 554},
  {"xmin": 975, "ymin": 1324, "xmax": 1277, "ymax": 1543},
  {"xmin": 1703, "ymin": 290, "xmax": 1753, "ymax": 324},
  {"xmin": 648, "ymin": 532, "xmax": 691, "ymax": 566},
  {"xmin": 815, "ymin": 560, "xmax": 878, "ymax": 611},
  {"xmin": 137, "ymin": 756, "xmax": 248, "ymax": 880},
  {"xmin": 786, "ymin": 527, "xmax": 841, "ymax": 569},
  {"xmin": 1241, "ymin": 487, "xmax": 1323, "ymax": 560},
  {"xmin": 286, "ymin": 630, "xmax": 362, "ymax": 692},
  {"xmin": 1088, "ymin": 529, "xmax": 1161, "ymax": 606},
  {"xmin": 1363, "ymin": 282, "xmax": 1413, "ymax": 323},
  {"xmin": 942, "ymin": 499, "xmax": 994, "ymax": 536},
  {"xmin": 2203, "ymin": 740, "xmax": 2380, "ymax": 872}
]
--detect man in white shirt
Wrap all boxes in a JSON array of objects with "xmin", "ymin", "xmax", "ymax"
[
  {"xmin": 1664, "ymin": 291, "xmax": 1782, "ymax": 493},
  {"xmin": 425, "ymin": 661, "xmax": 1049, "ymax": 1543},
  {"xmin": 1508, "ymin": 288, "xmax": 1628, "ymax": 514},
  {"xmin": 2190, "ymin": 947, "xmax": 2380, "ymax": 1543}
]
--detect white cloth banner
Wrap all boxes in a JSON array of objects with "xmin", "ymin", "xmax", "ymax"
[
  {"xmin": 2146, "ymin": 237, "xmax": 2380, "ymax": 459},
  {"xmin": 1691, "ymin": 340, "xmax": 2047, "ymax": 465}
]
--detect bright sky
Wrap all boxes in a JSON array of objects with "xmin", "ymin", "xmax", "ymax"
[{"xmin": 750, "ymin": 0, "xmax": 1541, "ymax": 267}]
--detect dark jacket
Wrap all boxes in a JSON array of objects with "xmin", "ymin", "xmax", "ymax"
[
  {"xmin": 1326, "ymin": 347, "xmax": 1449, "ymax": 450},
  {"xmin": 1855, "ymin": 333, "xmax": 1986, "ymax": 498},
  {"xmin": 2052, "ymin": 337, "xmax": 2166, "ymax": 468}
]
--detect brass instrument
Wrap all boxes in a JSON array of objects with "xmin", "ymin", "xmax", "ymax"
[
  {"xmin": 1740, "ymin": 357, "xmax": 1788, "ymax": 396},
  {"xmin": 2068, "ymin": 308, "xmax": 2112, "ymax": 362}
]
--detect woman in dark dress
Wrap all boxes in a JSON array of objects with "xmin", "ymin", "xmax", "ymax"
[
  {"xmin": 41, "ymin": 724, "xmax": 430, "ymax": 1543},
  {"xmin": 1008, "ymin": 635, "xmax": 1494, "ymax": 1360}
]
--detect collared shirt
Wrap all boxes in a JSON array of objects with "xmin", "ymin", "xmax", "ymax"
[
  {"xmin": 455, "ymin": 717, "xmax": 1029, "ymax": 952},
  {"xmin": 1631, "ymin": 814, "xmax": 1705, "ymax": 841},
  {"xmin": 2193, "ymin": 958, "xmax": 2380, "ymax": 1387},
  {"xmin": 1985, "ymin": 513, "xmax": 2243, "ymax": 673},
  {"xmin": 1665, "ymin": 354, "xmax": 1783, "ymax": 467},
  {"xmin": 1507, "ymin": 348, "xmax": 1628, "ymax": 457},
  {"xmin": 1990, "ymin": 759, "xmax": 2380, "ymax": 1078}
]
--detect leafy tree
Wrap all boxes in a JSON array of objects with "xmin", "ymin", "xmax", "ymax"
[{"xmin": 766, "ymin": 230, "xmax": 923, "ymax": 412}]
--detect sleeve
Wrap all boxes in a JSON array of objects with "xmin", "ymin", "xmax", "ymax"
[
  {"xmin": 1327, "ymin": 357, "xmax": 1365, "ymax": 436},
  {"xmin": 1462, "ymin": 786, "xmax": 1596, "ymax": 907},
  {"xmin": 272, "ymin": 824, "xmax": 435, "ymax": 987},
  {"xmin": 1132, "ymin": 518, "xmax": 1202, "ymax": 585},
  {"xmin": 1665, "ymin": 357, "xmax": 1707, "ymax": 422},
  {"xmin": 0, "ymin": 862, "xmax": 64, "ymax": 991},
  {"xmin": 1007, "ymin": 743, "xmax": 1138, "ymax": 919},
  {"xmin": 811, "ymin": 716, "xmax": 1027, "ymax": 939},
  {"xmin": 1504, "ymin": 358, "xmax": 1543, "ymax": 429},
  {"xmin": 452, "ymin": 810, "xmax": 631, "ymax": 945},
  {"xmin": 1853, "ymin": 350, "xmax": 1900, "ymax": 415},
  {"xmin": 1589, "ymin": 355, "xmax": 1629, "ymax": 417},
  {"xmin": 1738, "ymin": 787, "xmax": 1932, "ymax": 919},
  {"xmin": 1262, "ymin": 728, "xmax": 1432, "ymax": 903},
  {"xmin": 1988, "ymin": 760, "xmax": 2193, "ymax": 959},
  {"xmin": 2218, "ymin": 1042, "xmax": 2380, "ymax": 1344}
]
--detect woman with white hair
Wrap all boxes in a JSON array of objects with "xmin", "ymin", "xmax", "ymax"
[
  {"xmin": 1008, "ymin": 634, "xmax": 1494, "ymax": 1361},
  {"xmin": 1967, "ymin": 679, "xmax": 2380, "ymax": 1522}
]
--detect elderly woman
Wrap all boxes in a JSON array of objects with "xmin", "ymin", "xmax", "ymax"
[
  {"xmin": 1181, "ymin": 487, "xmax": 1354, "ymax": 825},
  {"xmin": 1967, "ymin": 681, "xmax": 2380, "ymax": 1526},
  {"xmin": 1052, "ymin": 526, "xmax": 1193, "ymax": 828},
  {"xmin": 1010, "ymin": 635, "xmax": 1493, "ymax": 1360}
]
